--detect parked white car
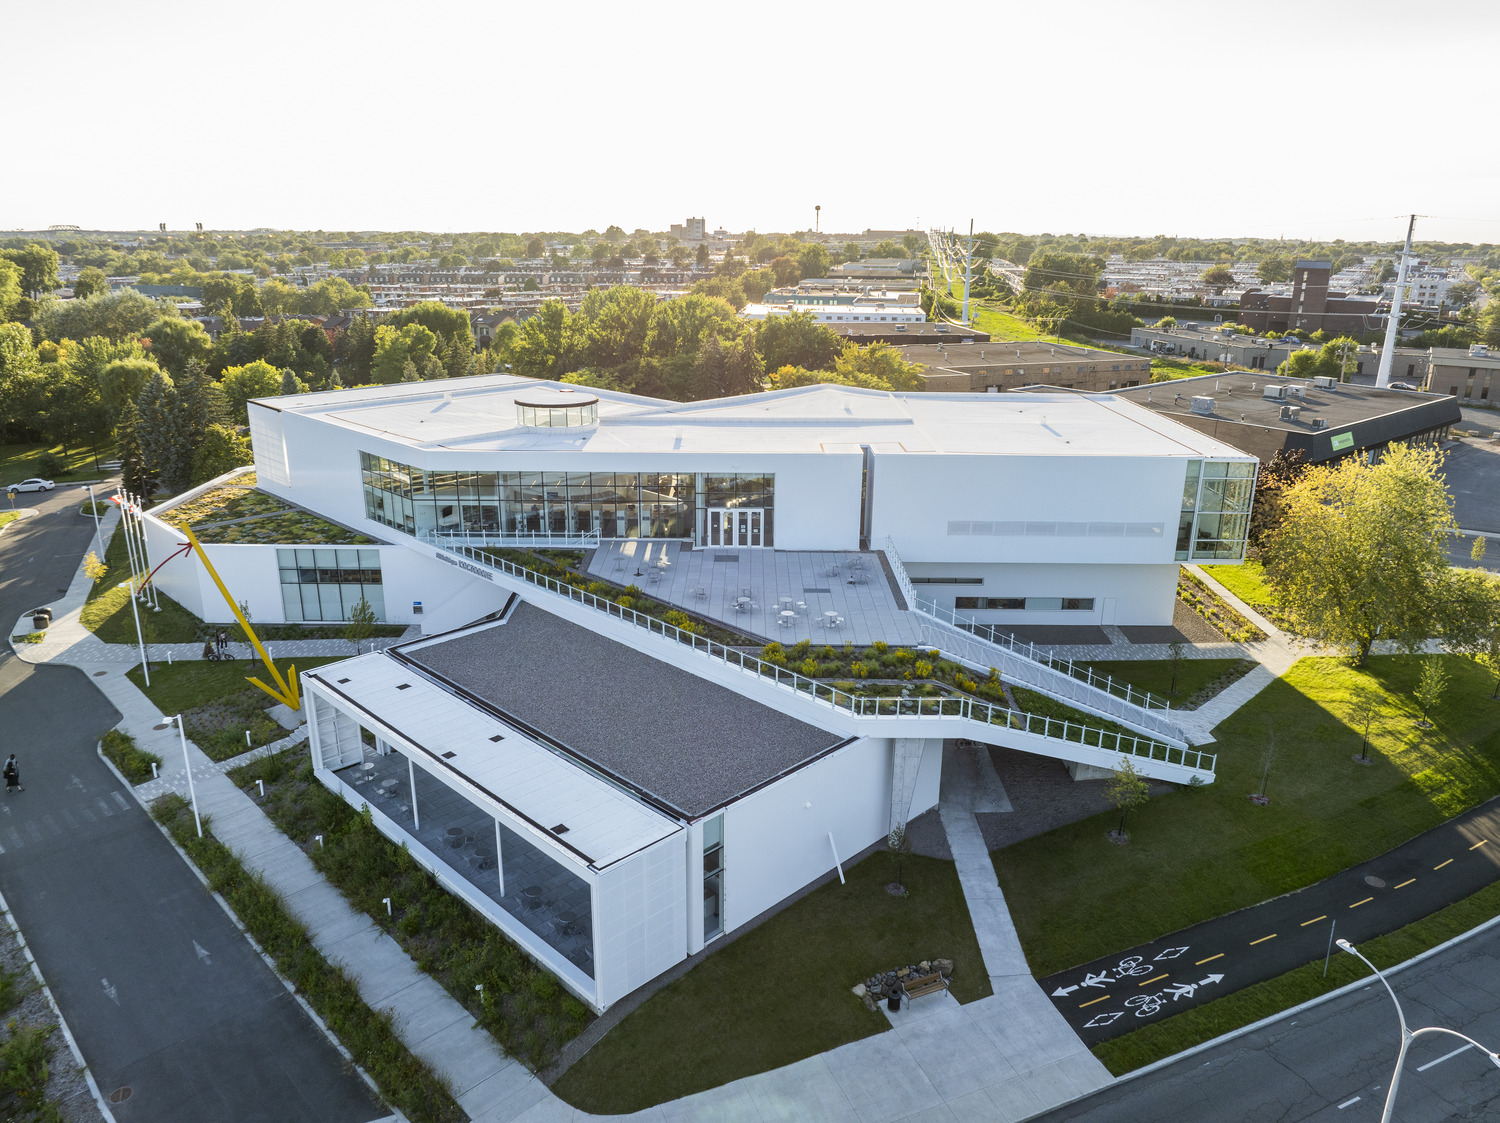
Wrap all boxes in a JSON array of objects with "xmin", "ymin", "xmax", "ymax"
[{"xmin": 7, "ymin": 478, "xmax": 55, "ymax": 494}]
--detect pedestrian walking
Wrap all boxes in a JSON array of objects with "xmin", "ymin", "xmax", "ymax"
[{"xmin": 4, "ymin": 754, "xmax": 23, "ymax": 793}]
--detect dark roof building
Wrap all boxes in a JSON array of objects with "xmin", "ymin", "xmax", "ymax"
[
  {"xmin": 904, "ymin": 341, "xmax": 1151, "ymax": 393},
  {"xmin": 1111, "ymin": 371, "xmax": 1460, "ymax": 463},
  {"xmin": 1237, "ymin": 261, "xmax": 1382, "ymax": 336}
]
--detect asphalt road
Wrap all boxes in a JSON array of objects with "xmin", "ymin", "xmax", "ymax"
[
  {"xmin": 1039, "ymin": 797, "xmax": 1500, "ymax": 1047},
  {"xmin": 1036, "ymin": 918, "xmax": 1500, "ymax": 1122},
  {"xmin": 0, "ymin": 486, "xmax": 382, "ymax": 1122}
]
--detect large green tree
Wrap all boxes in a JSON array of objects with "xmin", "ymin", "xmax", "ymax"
[
  {"xmin": 97, "ymin": 357, "xmax": 160, "ymax": 413},
  {"xmin": 757, "ymin": 312, "xmax": 841, "ymax": 372},
  {"xmin": 35, "ymin": 288, "xmax": 175, "ymax": 342},
  {"xmin": 219, "ymin": 360, "xmax": 285, "ymax": 423},
  {"xmin": 1264, "ymin": 444, "xmax": 1461, "ymax": 664},
  {"xmin": 143, "ymin": 316, "xmax": 214, "ymax": 376},
  {"xmin": 371, "ymin": 323, "xmax": 439, "ymax": 384},
  {"xmin": 510, "ymin": 300, "xmax": 581, "ymax": 381},
  {"xmin": 71, "ymin": 266, "xmax": 110, "ymax": 300},
  {"xmin": 1, "ymin": 243, "xmax": 60, "ymax": 298}
]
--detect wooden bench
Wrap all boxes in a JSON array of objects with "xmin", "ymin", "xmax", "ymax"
[{"xmin": 901, "ymin": 971, "xmax": 948, "ymax": 1003}]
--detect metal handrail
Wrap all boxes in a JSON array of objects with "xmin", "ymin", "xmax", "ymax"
[
  {"xmin": 418, "ymin": 527, "xmax": 601, "ymax": 549},
  {"xmin": 879, "ymin": 537, "xmax": 1186, "ymax": 745},
  {"xmin": 428, "ymin": 539, "xmax": 1216, "ymax": 776}
]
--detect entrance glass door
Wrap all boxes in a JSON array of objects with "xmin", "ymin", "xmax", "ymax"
[{"xmin": 706, "ymin": 508, "xmax": 763, "ymax": 547}]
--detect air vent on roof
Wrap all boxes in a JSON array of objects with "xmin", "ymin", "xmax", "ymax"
[
  {"xmin": 551, "ymin": 823, "xmax": 570, "ymax": 835},
  {"xmin": 1189, "ymin": 395, "xmax": 1216, "ymax": 416},
  {"xmin": 1312, "ymin": 418, "xmax": 1329, "ymax": 430},
  {"xmin": 396, "ymin": 683, "xmax": 411, "ymax": 690},
  {"xmin": 1262, "ymin": 385, "xmax": 1287, "ymax": 401},
  {"xmin": 337, "ymin": 677, "xmax": 351, "ymax": 684},
  {"xmin": 441, "ymin": 751, "xmax": 457, "ymax": 759},
  {"xmin": 489, "ymin": 734, "xmax": 504, "ymax": 743}
]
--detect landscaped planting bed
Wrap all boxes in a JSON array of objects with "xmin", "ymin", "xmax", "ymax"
[
  {"xmin": 161, "ymin": 475, "xmax": 374, "ymax": 545},
  {"xmin": 1081, "ymin": 658, "xmax": 1256, "ymax": 711},
  {"xmin": 231, "ymin": 753, "xmax": 592, "ymax": 1070},
  {"xmin": 1177, "ymin": 568, "xmax": 1266, "ymax": 643}
]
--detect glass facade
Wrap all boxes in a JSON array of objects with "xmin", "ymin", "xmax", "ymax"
[
  {"xmin": 277, "ymin": 548, "xmax": 385, "ymax": 621},
  {"xmin": 516, "ymin": 399, "xmax": 598, "ymax": 428},
  {"xmin": 703, "ymin": 815, "xmax": 724, "ymax": 942},
  {"xmin": 1175, "ymin": 460, "xmax": 1254, "ymax": 561},
  {"xmin": 360, "ymin": 452, "xmax": 774, "ymax": 544}
]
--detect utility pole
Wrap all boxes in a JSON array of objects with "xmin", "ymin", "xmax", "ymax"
[
  {"xmin": 962, "ymin": 219, "xmax": 974, "ymax": 326},
  {"xmin": 815, "ymin": 204, "xmax": 820, "ymax": 235},
  {"xmin": 1375, "ymin": 215, "xmax": 1417, "ymax": 389}
]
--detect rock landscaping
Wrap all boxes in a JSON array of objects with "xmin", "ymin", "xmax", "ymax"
[{"xmin": 852, "ymin": 958, "xmax": 955, "ymax": 1011}]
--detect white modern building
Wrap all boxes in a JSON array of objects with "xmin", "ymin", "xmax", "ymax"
[{"xmin": 134, "ymin": 373, "xmax": 1253, "ymax": 1009}]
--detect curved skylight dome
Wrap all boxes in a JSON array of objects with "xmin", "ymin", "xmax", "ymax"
[{"xmin": 515, "ymin": 389, "xmax": 600, "ymax": 429}]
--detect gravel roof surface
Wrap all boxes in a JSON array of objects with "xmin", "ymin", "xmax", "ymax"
[{"xmin": 405, "ymin": 602, "xmax": 843, "ymax": 817}]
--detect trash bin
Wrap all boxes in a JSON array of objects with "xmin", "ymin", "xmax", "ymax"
[
  {"xmin": 31, "ymin": 613, "xmax": 49, "ymax": 630},
  {"xmin": 29, "ymin": 607, "xmax": 52, "ymax": 622},
  {"xmin": 887, "ymin": 988, "xmax": 902, "ymax": 1013}
]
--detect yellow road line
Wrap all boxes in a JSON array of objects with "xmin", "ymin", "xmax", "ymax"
[
  {"xmin": 1350, "ymin": 897, "xmax": 1374, "ymax": 908},
  {"xmin": 1300, "ymin": 915, "xmax": 1328, "ymax": 926},
  {"xmin": 1250, "ymin": 934, "xmax": 1277, "ymax": 946},
  {"xmin": 1395, "ymin": 878, "xmax": 1416, "ymax": 889},
  {"xmin": 1079, "ymin": 995, "xmax": 1110, "ymax": 1008},
  {"xmin": 1195, "ymin": 953, "xmax": 1224, "ymax": 965},
  {"xmin": 1435, "ymin": 859, "xmax": 1454, "ymax": 870},
  {"xmin": 1471, "ymin": 840, "xmax": 1489, "ymax": 850},
  {"xmin": 1139, "ymin": 973, "xmax": 1168, "ymax": 986}
]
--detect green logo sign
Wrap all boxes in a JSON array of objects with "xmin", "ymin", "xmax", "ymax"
[{"xmin": 1330, "ymin": 431, "xmax": 1355, "ymax": 451}]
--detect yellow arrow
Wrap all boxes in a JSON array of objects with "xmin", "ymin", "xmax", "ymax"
[{"xmin": 181, "ymin": 527, "xmax": 301, "ymax": 711}]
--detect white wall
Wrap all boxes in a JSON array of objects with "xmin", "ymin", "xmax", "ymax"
[
  {"xmin": 593, "ymin": 833, "xmax": 688, "ymax": 1009},
  {"xmin": 719, "ymin": 737, "xmax": 891, "ymax": 932},
  {"xmin": 909, "ymin": 737, "xmax": 943, "ymax": 821},
  {"xmin": 904, "ymin": 561, "xmax": 1180, "ymax": 627},
  {"xmin": 872, "ymin": 451, "xmax": 1190, "ymax": 568}
]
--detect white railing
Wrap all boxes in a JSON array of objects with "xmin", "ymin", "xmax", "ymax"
[
  {"xmin": 417, "ymin": 527, "xmax": 601, "ymax": 549},
  {"xmin": 881, "ymin": 538, "xmax": 1187, "ymax": 745},
  {"xmin": 425, "ymin": 539, "xmax": 1216, "ymax": 777}
]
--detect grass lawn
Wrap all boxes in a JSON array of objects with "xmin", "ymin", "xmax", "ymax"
[
  {"xmin": 1082, "ymin": 658, "xmax": 1250, "ymax": 706},
  {"xmin": 553, "ymin": 850, "xmax": 991, "ymax": 1114},
  {"xmin": 0, "ymin": 511, "xmax": 20, "ymax": 532},
  {"xmin": 126, "ymin": 656, "xmax": 342, "ymax": 715},
  {"xmin": 1207, "ymin": 559, "xmax": 1279, "ymax": 616},
  {"xmin": 1095, "ymin": 873, "xmax": 1500, "ymax": 1074},
  {"xmin": 0, "ymin": 439, "xmax": 117, "ymax": 488},
  {"xmin": 1149, "ymin": 356, "xmax": 1223, "ymax": 380},
  {"xmin": 994, "ymin": 655, "xmax": 1500, "ymax": 978},
  {"xmin": 80, "ymin": 524, "xmax": 204, "ymax": 644}
]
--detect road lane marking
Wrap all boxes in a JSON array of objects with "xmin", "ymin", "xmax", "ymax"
[
  {"xmin": 1079, "ymin": 995, "xmax": 1110, "ymax": 1007},
  {"xmin": 1435, "ymin": 859, "xmax": 1454, "ymax": 870},
  {"xmin": 1470, "ymin": 839, "xmax": 1488, "ymax": 850},
  {"xmin": 1250, "ymin": 934, "xmax": 1277, "ymax": 945},
  {"xmin": 1350, "ymin": 897, "xmax": 1374, "ymax": 908},
  {"xmin": 1138, "ymin": 974, "xmax": 1168, "ymax": 986},
  {"xmin": 1195, "ymin": 953, "xmax": 1223, "ymax": 965},
  {"xmin": 1395, "ymin": 879, "xmax": 1415, "ymax": 889},
  {"xmin": 1417, "ymin": 1043, "xmax": 1473, "ymax": 1072},
  {"xmin": 1301, "ymin": 915, "xmax": 1328, "ymax": 926},
  {"xmin": 1338, "ymin": 1096, "xmax": 1361, "ymax": 1109}
]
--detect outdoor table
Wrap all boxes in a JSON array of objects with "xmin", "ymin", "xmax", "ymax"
[
  {"xmin": 778, "ymin": 611, "xmax": 796, "ymax": 627},
  {"xmin": 445, "ymin": 827, "xmax": 465, "ymax": 849}
]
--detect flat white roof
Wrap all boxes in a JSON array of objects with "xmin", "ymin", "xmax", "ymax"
[
  {"xmin": 306, "ymin": 653, "xmax": 679, "ymax": 870},
  {"xmin": 255, "ymin": 375, "xmax": 1253, "ymax": 460}
]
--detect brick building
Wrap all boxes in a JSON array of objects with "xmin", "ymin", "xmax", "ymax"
[{"xmin": 1237, "ymin": 261, "xmax": 1382, "ymax": 335}]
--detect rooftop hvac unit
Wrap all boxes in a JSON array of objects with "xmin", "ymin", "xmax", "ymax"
[
  {"xmin": 1190, "ymin": 395, "xmax": 1216, "ymax": 416},
  {"xmin": 1312, "ymin": 376, "xmax": 1337, "ymax": 390},
  {"xmin": 1471, "ymin": 343, "xmax": 1490, "ymax": 357},
  {"xmin": 1280, "ymin": 405, "xmax": 1302, "ymax": 421},
  {"xmin": 1262, "ymin": 385, "xmax": 1287, "ymax": 400},
  {"xmin": 1311, "ymin": 418, "xmax": 1328, "ymax": 430}
]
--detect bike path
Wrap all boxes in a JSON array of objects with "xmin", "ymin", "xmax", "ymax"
[{"xmin": 1038, "ymin": 794, "xmax": 1500, "ymax": 1044}]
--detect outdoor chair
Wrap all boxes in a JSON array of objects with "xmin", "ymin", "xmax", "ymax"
[{"xmin": 693, "ymin": 585, "xmax": 708, "ymax": 600}]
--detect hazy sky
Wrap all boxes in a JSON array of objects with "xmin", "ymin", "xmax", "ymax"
[{"xmin": 8, "ymin": 0, "xmax": 1499, "ymax": 244}]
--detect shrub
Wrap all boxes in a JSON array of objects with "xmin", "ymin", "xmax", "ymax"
[
  {"xmin": 819, "ymin": 646, "xmax": 837, "ymax": 660},
  {"xmin": 851, "ymin": 661, "xmax": 868, "ymax": 678},
  {"xmin": 760, "ymin": 641, "xmax": 786, "ymax": 666},
  {"xmin": 101, "ymin": 728, "xmax": 163, "ymax": 783},
  {"xmin": 891, "ymin": 648, "xmax": 916, "ymax": 665},
  {"xmin": 914, "ymin": 660, "xmax": 933, "ymax": 678},
  {"xmin": 662, "ymin": 610, "xmax": 702, "ymax": 636},
  {"xmin": 34, "ymin": 450, "xmax": 66, "ymax": 477},
  {"xmin": 799, "ymin": 657, "xmax": 819, "ymax": 677},
  {"xmin": 789, "ymin": 638, "xmax": 812, "ymax": 660},
  {"xmin": 869, "ymin": 640, "xmax": 889, "ymax": 654}
]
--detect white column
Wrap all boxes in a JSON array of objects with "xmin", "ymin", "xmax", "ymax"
[
  {"xmin": 889, "ymin": 737, "xmax": 930, "ymax": 832},
  {"xmin": 409, "ymin": 757, "xmax": 419, "ymax": 830},
  {"xmin": 685, "ymin": 820, "xmax": 705, "ymax": 957},
  {"xmin": 494, "ymin": 818, "xmax": 505, "ymax": 896}
]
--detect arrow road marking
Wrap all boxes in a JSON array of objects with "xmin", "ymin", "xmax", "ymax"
[
  {"xmin": 70, "ymin": 775, "xmax": 85, "ymax": 792},
  {"xmin": 193, "ymin": 941, "xmax": 211, "ymax": 966},
  {"xmin": 1154, "ymin": 946, "xmax": 1189, "ymax": 960},
  {"xmin": 1198, "ymin": 973, "xmax": 1224, "ymax": 986},
  {"xmin": 101, "ymin": 979, "xmax": 118, "ymax": 1005},
  {"xmin": 1082, "ymin": 971, "xmax": 1113, "ymax": 988},
  {"xmin": 1084, "ymin": 1011, "xmax": 1123, "ymax": 1028},
  {"xmin": 1052, "ymin": 984, "xmax": 1079, "ymax": 997}
]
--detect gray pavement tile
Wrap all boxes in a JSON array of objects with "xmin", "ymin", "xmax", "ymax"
[
  {"xmin": 1054, "ymin": 1050, "xmax": 1113, "ymax": 1095},
  {"xmin": 897, "ymin": 1006, "xmax": 1016, "ymax": 1100},
  {"xmin": 281, "ymin": 884, "xmax": 373, "ymax": 945},
  {"xmin": 420, "ymin": 1017, "xmax": 512, "ymax": 1096},
  {"xmin": 1017, "ymin": 1060, "xmax": 1083, "ymax": 1110},
  {"xmin": 977, "ymin": 1076, "xmax": 1046, "ymax": 1120},
  {"xmin": 742, "ymin": 1055, "xmax": 859, "ymax": 1123},
  {"xmin": 657, "ymin": 1081, "xmax": 765, "ymax": 1123},
  {"xmin": 823, "ymin": 1031, "xmax": 942, "ymax": 1123},
  {"xmin": 461, "ymin": 1061, "xmax": 547, "ymax": 1121},
  {"xmin": 937, "ymin": 1088, "xmax": 1007, "ymax": 1122},
  {"xmin": 380, "ymin": 975, "xmax": 469, "ymax": 1045},
  {"xmin": 507, "ymin": 1100, "xmax": 582, "ymax": 1123},
  {"xmin": 894, "ymin": 1106, "xmax": 955, "ymax": 1123}
]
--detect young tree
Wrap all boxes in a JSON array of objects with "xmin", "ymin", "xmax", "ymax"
[
  {"xmin": 1414, "ymin": 657, "xmax": 1450, "ymax": 719},
  {"xmin": 1264, "ymin": 444, "xmax": 1457, "ymax": 664},
  {"xmin": 1167, "ymin": 640, "xmax": 1186, "ymax": 697},
  {"xmin": 1106, "ymin": 758, "xmax": 1150, "ymax": 841},
  {"xmin": 83, "ymin": 552, "xmax": 108, "ymax": 584},
  {"xmin": 886, "ymin": 824, "xmax": 913, "ymax": 892},
  {"xmin": 143, "ymin": 316, "xmax": 214, "ymax": 377},
  {"xmin": 344, "ymin": 596, "xmax": 377, "ymax": 655},
  {"xmin": 1349, "ymin": 686, "xmax": 1383, "ymax": 763},
  {"xmin": 1474, "ymin": 536, "xmax": 1488, "ymax": 566}
]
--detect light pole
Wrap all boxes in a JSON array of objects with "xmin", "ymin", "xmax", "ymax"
[
  {"xmin": 172, "ymin": 714, "xmax": 202, "ymax": 837},
  {"xmin": 1337, "ymin": 938, "xmax": 1500, "ymax": 1122},
  {"xmin": 79, "ymin": 485, "xmax": 102, "ymax": 553}
]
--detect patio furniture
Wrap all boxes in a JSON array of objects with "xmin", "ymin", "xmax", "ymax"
[
  {"xmin": 445, "ymin": 827, "xmax": 465, "ymax": 850},
  {"xmin": 520, "ymin": 886, "xmax": 543, "ymax": 910},
  {"xmin": 693, "ymin": 585, "xmax": 708, "ymax": 600},
  {"xmin": 646, "ymin": 570, "xmax": 661, "ymax": 585},
  {"xmin": 823, "ymin": 611, "xmax": 840, "ymax": 629},
  {"xmin": 740, "ymin": 587, "xmax": 753, "ymax": 599},
  {"xmin": 778, "ymin": 611, "xmax": 796, "ymax": 628},
  {"xmin": 795, "ymin": 600, "xmax": 809, "ymax": 615}
]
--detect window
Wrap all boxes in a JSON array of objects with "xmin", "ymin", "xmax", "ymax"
[
  {"xmin": 278, "ymin": 549, "xmax": 384, "ymax": 622},
  {"xmin": 911, "ymin": 577, "xmax": 983, "ymax": 585},
  {"xmin": 954, "ymin": 596, "xmax": 1092, "ymax": 611},
  {"xmin": 703, "ymin": 816, "xmax": 724, "ymax": 941}
]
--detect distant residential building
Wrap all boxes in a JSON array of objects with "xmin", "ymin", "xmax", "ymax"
[
  {"xmin": 1128, "ymin": 324, "xmax": 1430, "ymax": 382},
  {"xmin": 1237, "ymin": 261, "xmax": 1382, "ymax": 335},
  {"xmin": 669, "ymin": 217, "xmax": 707, "ymax": 241},
  {"xmin": 740, "ymin": 301, "xmax": 925, "ymax": 326}
]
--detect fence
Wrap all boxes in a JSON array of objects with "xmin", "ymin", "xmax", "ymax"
[{"xmin": 417, "ymin": 527, "xmax": 601, "ymax": 550}]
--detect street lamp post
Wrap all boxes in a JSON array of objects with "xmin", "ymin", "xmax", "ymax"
[
  {"xmin": 172, "ymin": 714, "xmax": 202, "ymax": 837},
  {"xmin": 1337, "ymin": 938, "xmax": 1500, "ymax": 1122},
  {"xmin": 79, "ymin": 484, "xmax": 102, "ymax": 553}
]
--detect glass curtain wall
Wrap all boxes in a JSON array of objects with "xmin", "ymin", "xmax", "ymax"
[
  {"xmin": 361, "ymin": 453, "xmax": 772, "ymax": 544},
  {"xmin": 1175, "ymin": 460, "xmax": 1254, "ymax": 561},
  {"xmin": 278, "ymin": 549, "xmax": 385, "ymax": 621}
]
